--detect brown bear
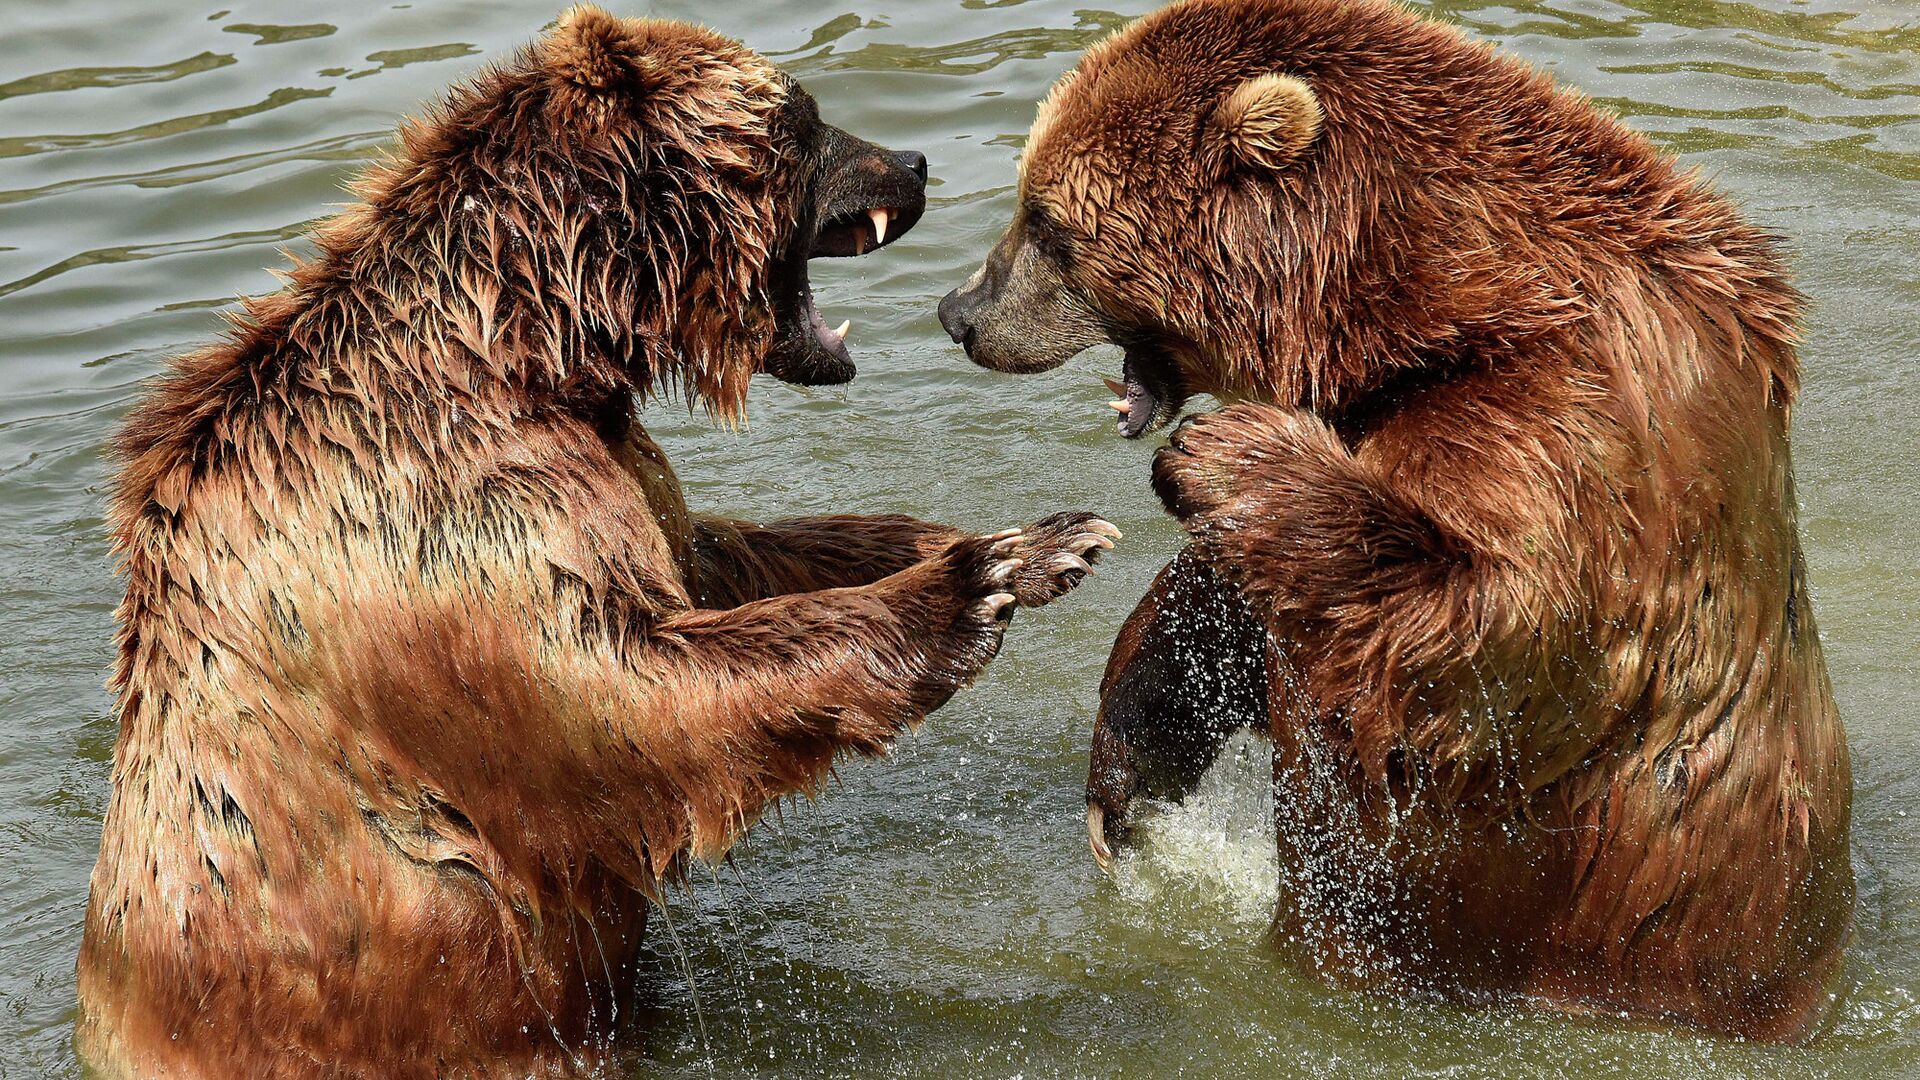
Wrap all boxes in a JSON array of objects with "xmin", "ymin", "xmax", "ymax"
[
  {"xmin": 77, "ymin": 8, "xmax": 1118, "ymax": 1079},
  {"xmin": 939, "ymin": 0, "xmax": 1851, "ymax": 1044}
]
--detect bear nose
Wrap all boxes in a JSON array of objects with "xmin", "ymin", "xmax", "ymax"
[
  {"xmin": 893, "ymin": 149, "xmax": 928, "ymax": 185},
  {"xmin": 937, "ymin": 285, "xmax": 976, "ymax": 346}
]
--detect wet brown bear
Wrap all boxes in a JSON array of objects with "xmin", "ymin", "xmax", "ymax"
[
  {"xmin": 77, "ymin": 8, "xmax": 1117, "ymax": 1078},
  {"xmin": 941, "ymin": 0, "xmax": 1850, "ymax": 1044}
]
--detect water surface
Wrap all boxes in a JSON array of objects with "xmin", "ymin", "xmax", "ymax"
[{"xmin": 1, "ymin": 0, "xmax": 1915, "ymax": 1076}]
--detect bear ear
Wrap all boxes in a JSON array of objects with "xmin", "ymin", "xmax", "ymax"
[
  {"xmin": 544, "ymin": 4, "xmax": 658, "ymax": 92},
  {"xmin": 1206, "ymin": 73, "xmax": 1322, "ymax": 173}
]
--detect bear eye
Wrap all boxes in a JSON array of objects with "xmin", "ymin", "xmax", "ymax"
[
  {"xmin": 772, "ymin": 84, "xmax": 823, "ymax": 150},
  {"xmin": 1024, "ymin": 202, "xmax": 1077, "ymax": 265}
]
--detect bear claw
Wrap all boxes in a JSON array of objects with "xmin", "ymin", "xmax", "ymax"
[
  {"xmin": 1087, "ymin": 802, "xmax": 1114, "ymax": 873},
  {"xmin": 1001, "ymin": 512, "xmax": 1121, "ymax": 607},
  {"xmin": 1051, "ymin": 553, "xmax": 1092, "ymax": 576}
]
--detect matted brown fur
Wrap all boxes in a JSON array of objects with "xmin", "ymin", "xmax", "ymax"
[
  {"xmin": 77, "ymin": 8, "xmax": 1109, "ymax": 1078},
  {"xmin": 1012, "ymin": 0, "xmax": 1848, "ymax": 1043}
]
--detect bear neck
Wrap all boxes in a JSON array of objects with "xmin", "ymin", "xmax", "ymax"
[{"xmin": 114, "ymin": 139, "xmax": 775, "ymax": 516}]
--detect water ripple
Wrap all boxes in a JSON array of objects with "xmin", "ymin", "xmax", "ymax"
[
  {"xmin": 0, "ymin": 128, "xmax": 386, "ymax": 208},
  {"xmin": 0, "ymin": 85, "xmax": 334, "ymax": 160},
  {"xmin": 0, "ymin": 52, "xmax": 236, "ymax": 102},
  {"xmin": 220, "ymin": 23, "xmax": 337, "ymax": 47},
  {"xmin": 0, "ymin": 221, "xmax": 314, "ymax": 302}
]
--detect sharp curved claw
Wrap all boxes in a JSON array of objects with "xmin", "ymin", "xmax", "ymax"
[
  {"xmin": 1087, "ymin": 802, "xmax": 1114, "ymax": 874},
  {"xmin": 1051, "ymin": 552, "xmax": 1091, "ymax": 577},
  {"xmin": 1071, "ymin": 535, "xmax": 1115, "ymax": 556},
  {"xmin": 983, "ymin": 592, "xmax": 1016, "ymax": 620}
]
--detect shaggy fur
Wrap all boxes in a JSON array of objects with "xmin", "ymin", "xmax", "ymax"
[
  {"xmin": 952, "ymin": 0, "xmax": 1851, "ymax": 1043},
  {"xmin": 77, "ymin": 9, "xmax": 1111, "ymax": 1078}
]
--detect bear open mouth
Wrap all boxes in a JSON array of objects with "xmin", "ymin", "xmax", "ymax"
[
  {"xmin": 1102, "ymin": 348, "xmax": 1185, "ymax": 439},
  {"xmin": 813, "ymin": 206, "xmax": 905, "ymax": 259},
  {"xmin": 769, "ymin": 202, "xmax": 921, "ymax": 386},
  {"xmin": 798, "ymin": 279, "xmax": 853, "ymax": 366},
  {"xmin": 798, "ymin": 207, "xmax": 903, "ymax": 364}
]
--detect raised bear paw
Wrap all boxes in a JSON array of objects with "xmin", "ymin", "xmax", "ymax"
[
  {"xmin": 950, "ymin": 528, "xmax": 1028, "ymax": 632},
  {"xmin": 1004, "ymin": 512, "xmax": 1121, "ymax": 607},
  {"xmin": 913, "ymin": 515, "xmax": 1116, "ymax": 695},
  {"xmin": 1151, "ymin": 402, "xmax": 1335, "ymax": 523},
  {"xmin": 887, "ymin": 530, "xmax": 1028, "ymax": 704}
]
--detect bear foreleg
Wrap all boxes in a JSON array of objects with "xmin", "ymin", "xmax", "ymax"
[
  {"xmin": 690, "ymin": 511, "xmax": 1118, "ymax": 610},
  {"xmin": 1150, "ymin": 401, "xmax": 1478, "ymax": 775}
]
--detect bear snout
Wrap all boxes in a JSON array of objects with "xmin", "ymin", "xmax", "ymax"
[
  {"xmin": 937, "ymin": 277, "xmax": 984, "ymax": 347},
  {"xmin": 893, "ymin": 149, "xmax": 928, "ymax": 183}
]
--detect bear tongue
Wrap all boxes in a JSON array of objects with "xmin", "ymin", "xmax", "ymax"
[
  {"xmin": 804, "ymin": 287, "xmax": 852, "ymax": 361},
  {"xmin": 1102, "ymin": 372, "xmax": 1158, "ymax": 439}
]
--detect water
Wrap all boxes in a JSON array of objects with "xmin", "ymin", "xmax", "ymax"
[{"xmin": 1, "ymin": 0, "xmax": 1915, "ymax": 1076}]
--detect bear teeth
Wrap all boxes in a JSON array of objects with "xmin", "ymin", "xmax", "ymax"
[{"xmin": 869, "ymin": 208, "xmax": 891, "ymax": 247}]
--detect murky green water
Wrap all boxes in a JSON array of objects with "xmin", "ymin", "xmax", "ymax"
[{"xmin": 1, "ymin": 0, "xmax": 1916, "ymax": 1076}]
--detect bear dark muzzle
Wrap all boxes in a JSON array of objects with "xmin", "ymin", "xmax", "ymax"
[
  {"xmin": 808, "ymin": 143, "xmax": 928, "ymax": 259},
  {"xmin": 764, "ymin": 135, "xmax": 930, "ymax": 388},
  {"xmin": 939, "ymin": 232, "xmax": 1112, "ymax": 377},
  {"xmin": 936, "ymin": 281, "xmax": 983, "ymax": 348}
]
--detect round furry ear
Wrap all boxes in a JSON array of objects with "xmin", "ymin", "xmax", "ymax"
[
  {"xmin": 544, "ymin": 4, "xmax": 653, "ymax": 91},
  {"xmin": 1206, "ymin": 73, "xmax": 1322, "ymax": 173}
]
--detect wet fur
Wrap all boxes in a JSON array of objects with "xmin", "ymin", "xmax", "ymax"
[
  {"xmin": 77, "ymin": 10, "xmax": 1083, "ymax": 1078},
  {"xmin": 1042, "ymin": 0, "xmax": 1850, "ymax": 1042}
]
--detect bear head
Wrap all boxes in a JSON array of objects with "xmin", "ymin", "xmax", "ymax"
[
  {"xmin": 372, "ymin": 5, "xmax": 928, "ymax": 416},
  {"xmin": 939, "ymin": 0, "xmax": 1631, "ymax": 438}
]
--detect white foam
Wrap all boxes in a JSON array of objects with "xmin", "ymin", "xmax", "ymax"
[{"xmin": 1112, "ymin": 729, "xmax": 1280, "ymax": 926}]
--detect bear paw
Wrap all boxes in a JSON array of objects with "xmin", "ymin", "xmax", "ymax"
[
  {"xmin": 1151, "ymin": 403, "xmax": 1332, "ymax": 524},
  {"xmin": 919, "ymin": 529, "xmax": 1029, "ymax": 687},
  {"xmin": 1005, "ymin": 512, "xmax": 1122, "ymax": 607}
]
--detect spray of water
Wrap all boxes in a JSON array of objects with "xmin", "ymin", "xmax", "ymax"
[{"xmin": 1112, "ymin": 729, "xmax": 1280, "ymax": 926}]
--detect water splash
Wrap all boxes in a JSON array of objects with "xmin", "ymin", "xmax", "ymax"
[{"xmin": 1113, "ymin": 729, "xmax": 1280, "ymax": 926}]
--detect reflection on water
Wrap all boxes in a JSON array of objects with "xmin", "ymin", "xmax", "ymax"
[{"xmin": 0, "ymin": 0, "xmax": 1915, "ymax": 1077}]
